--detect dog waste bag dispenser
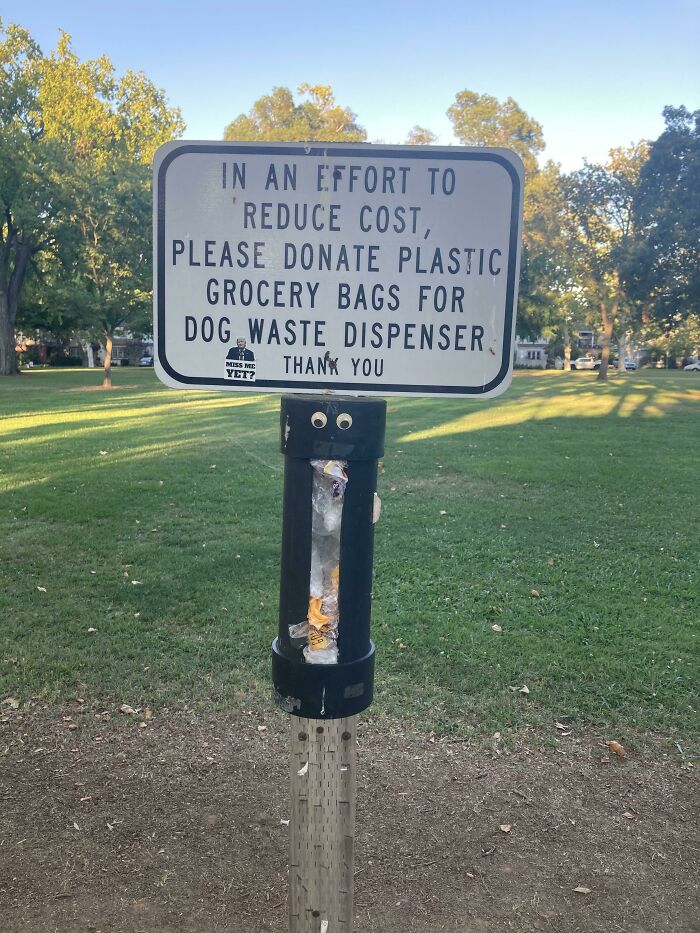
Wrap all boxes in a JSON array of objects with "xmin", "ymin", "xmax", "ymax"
[{"xmin": 272, "ymin": 395, "xmax": 386, "ymax": 719}]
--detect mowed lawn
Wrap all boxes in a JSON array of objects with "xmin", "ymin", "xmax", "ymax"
[{"xmin": 0, "ymin": 368, "xmax": 698, "ymax": 740}]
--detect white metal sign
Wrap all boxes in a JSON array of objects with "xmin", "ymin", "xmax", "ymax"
[{"xmin": 153, "ymin": 142, "xmax": 523, "ymax": 398}]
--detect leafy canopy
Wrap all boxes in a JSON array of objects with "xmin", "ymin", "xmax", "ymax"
[
  {"xmin": 223, "ymin": 84, "xmax": 366, "ymax": 143},
  {"xmin": 447, "ymin": 89, "xmax": 545, "ymax": 175},
  {"xmin": 624, "ymin": 106, "xmax": 700, "ymax": 332},
  {"xmin": 0, "ymin": 20, "xmax": 184, "ymax": 378}
]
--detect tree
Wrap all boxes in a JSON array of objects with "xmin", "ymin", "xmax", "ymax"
[
  {"xmin": 0, "ymin": 22, "xmax": 67, "ymax": 375},
  {"xmin": 0, "ymin": 23, "xmax": 184, "ymax": 381},
  {"xmin": 446, "ymin": 90, "xmax": 568, "ymax": 353},
  {"xmin": 562, "ymin": 143, "xmax": 648, "ymax": 380},
  {"xmin": 447, "ymin": 89, "xmax": 545, "ymax": 175},
  {"xmin": 223, "ymin": 84, "xmax": 366, "ymax": 143},
  {"xmin": 405, "ymin": 125, "xmax": 437, "ymax": 145},
  {"xmin": 624, "ymin": 106, "xmax": 700, "ymax": 338},
  {"xmin": 33, "ymin": 32, "xmax": 183, "ymax": 386},
  {"xmin": 516, "ymin": 160, "xmax": 570, "ymax": 345}
]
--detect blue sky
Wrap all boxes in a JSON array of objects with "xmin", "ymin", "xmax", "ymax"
[{"xmin": 4, "ymin": 0, "xmax": 699, "ymax": 170}]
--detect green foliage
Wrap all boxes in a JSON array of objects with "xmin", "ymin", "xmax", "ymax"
[
  {"xmin": 405, "ymin": 125, "xmax": 437, "ymax": 145},
  {"xmin": 561, "ymin": 144, "xmax": 649, "ymax": 375},
  {"xmin": 0, "ymin": 21, "xmax": 184, "ymax": 376},
  {"xmin": 447, "ymin": 89, "xmax": 545, "ymax": 175},
  {"xmin": 223, "ymin": 84, "xmax": 366, "ymax": 143},
  {"xmin": 624, "ymin": 106, "xmax": 700, "ymax": 336}
]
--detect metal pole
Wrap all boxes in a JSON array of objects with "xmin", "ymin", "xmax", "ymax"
[{"xmin": 289, "ymin": 715, "xmax": 357, "ymax": 932}]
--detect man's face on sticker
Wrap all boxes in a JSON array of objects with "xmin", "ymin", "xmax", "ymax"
[{"xmin": 237, "ymin": 339, "xmax": 246, "ymax": 349}]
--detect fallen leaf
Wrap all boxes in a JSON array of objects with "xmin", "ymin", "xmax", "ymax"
[
  {"xmin": 257, "ymin": 724, "xmax": 267, "ymax": 732},
  {"xmin": 519, "ymin": 685, "xmax": 530, "ymax": 694},
  {"xmin": 623, "ymin": 811, "xmax": 636, "ymax": 820},
  {"xmin": 547, "ymin": 558, "xmax": 555, "ymax": 566},
  {"xmin": 37, "ymin": 586, "xmax": 47, "ymax": 593},
  {"xmin": 280, "ymin": 819, "xmax": 290, "ymax": 826},
  {"xmin": 73, "ymin": 822, "xmax": 80, "ymax": 831},
  {"xmin": 574, "ymin": 886, "xmax": 592, "ymax": 895},
  {"xmin": 491, "ymin": 624, "xmax": 503, "ymax": 633},
  {"xmin": 599, "ymin": 756, "xmax": 611, "ymax": 764},
  {"xmin": 119, "ymin": 704, "xmax": 137, "ymax": 715},
  {"xmin": 499, "ymin": 824, "xmax": 512, "ymax": 833},
  {"xmin": 606, "ymin": 740, "xmax": 626, "ymax": 758},
  {"xmin": 555, "ymin": 722, "xmax": 568, "ymax": 730},
  {"xmin": 144, "ymin": 708, "xmax": 153, "ymax": 721},
  {"xmin": 530, "ymin": 589, "xmax": 540, "ymax": 597},
  {"xmin": 139, "ymin": 722, "xmax": 147, "ymax": 729},
  {"xmin": 131, "ymin": 580, "xmax": 143, "ymax": 586},
  {"xmin": 87, "ymin": 627, "xmax": 97, "ymax": 633},
  {"xmin": 297, "ymin": 761, "xmax": 309, "ymax": 777},
  {"xmin": 439, "ymin": 510, "xmax": 447, "ymax": 515}
]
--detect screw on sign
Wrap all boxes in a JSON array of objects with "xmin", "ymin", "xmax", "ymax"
[{"xmin": 152, "ymin": 141, "xmax": 523, "ymax": 931}]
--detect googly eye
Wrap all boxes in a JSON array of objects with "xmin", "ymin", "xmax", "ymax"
[
  {"xmin": 311, "ymin": 411, "xmax": 327, "ymax": 429},
  {"xmin": 336, "ymin": 413, "xmax": 353, "ymax": 430}
]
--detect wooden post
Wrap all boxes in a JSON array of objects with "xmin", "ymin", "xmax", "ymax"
[{"xmin": 289, "ymin": 715, "xmax": 357, "ymax": 932}]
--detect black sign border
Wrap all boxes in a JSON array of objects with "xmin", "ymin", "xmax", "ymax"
[{"xmin": 156, "ymin": 143, "xmax": 521, "ymax": 396}]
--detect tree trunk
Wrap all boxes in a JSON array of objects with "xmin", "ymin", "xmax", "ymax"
[
  {"xmin": 81, "ymin": 341, "xmax": 95, "ymax": 368},
  {"xmin": 102, "ymin": 334, "xmax": 113, "ymax": 388},
  {"xmin": 596, "ymin": 301, "xmax": 616, "ymax": 382},
  {"xmin": 0, "ymin": 291, "xmax": 19, "ymax": 376},
  {"xmin": 564, "ymin": 343, "xmax": 571, "ymax": 371},
  {"xmin": 617, "ymin": 332, "xmax": 627, "ymax": 374}
]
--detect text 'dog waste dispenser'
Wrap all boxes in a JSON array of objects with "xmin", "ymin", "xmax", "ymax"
[{"xmin": 272, "ymin": 394, "xmax": 386, "ymax": 720}]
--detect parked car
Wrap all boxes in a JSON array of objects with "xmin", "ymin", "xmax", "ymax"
[
  {"xmin": 683, "ymin": 359, "xmax": 700, "ymax": 371},
  {"xmin": 624, "ymin": 358, "xmax": 637, "ymax": 370},
  {"xmin": 138, "ymin": 355, "xmax": 154, "ymax": 366},
  {"xmin": 573, "ymin": 356, "xmax": 597, "ymax": 370}
]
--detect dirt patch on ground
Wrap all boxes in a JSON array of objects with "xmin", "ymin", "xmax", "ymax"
[{"xmin": 0, "ymin": 707, "xmax": 696, "ymax": 932}]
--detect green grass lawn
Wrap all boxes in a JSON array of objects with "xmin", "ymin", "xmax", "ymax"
[{"xmin": 1, "ymin": 367, "xmax": 698, "ymax": 740}]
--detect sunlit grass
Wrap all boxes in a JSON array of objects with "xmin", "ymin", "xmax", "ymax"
[{"xmin": 0, "ymin": 367, "xmax": 698, "ymax": 740}]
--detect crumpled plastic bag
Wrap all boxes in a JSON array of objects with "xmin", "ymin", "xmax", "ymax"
[{"xmin": 289, "ymin": 459, "xmax": 347, "ymax": 665}]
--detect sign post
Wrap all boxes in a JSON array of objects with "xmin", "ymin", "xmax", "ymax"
[{"xmin": 153, "ymin": 141, "xmax": 523, "ymax": 932}]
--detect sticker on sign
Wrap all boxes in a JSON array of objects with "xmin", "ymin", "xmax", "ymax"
[{"xmin": 153, "ymin": 142, "xmax": 523, "ymax": 398}]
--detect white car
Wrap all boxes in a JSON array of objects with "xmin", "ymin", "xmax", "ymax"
[
  {"xmin": 573, "ymin": 356, "xmax": 597, "ymax": 370},
  {"xmin": 684, "ymin": 360, "xmax": 700, "ymax": 371}
]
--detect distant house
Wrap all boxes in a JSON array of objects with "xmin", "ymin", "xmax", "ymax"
[
  {"xmin": 19, "ymin": 335, "xmax": 152, "ymax": 367},
  {"xmin": 514, "ymin": 337, "xmax": 549, "ymax": 369},
  {"xmin": 97, "ymin": 337, "xmax": 152, "ymax": 367}
]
